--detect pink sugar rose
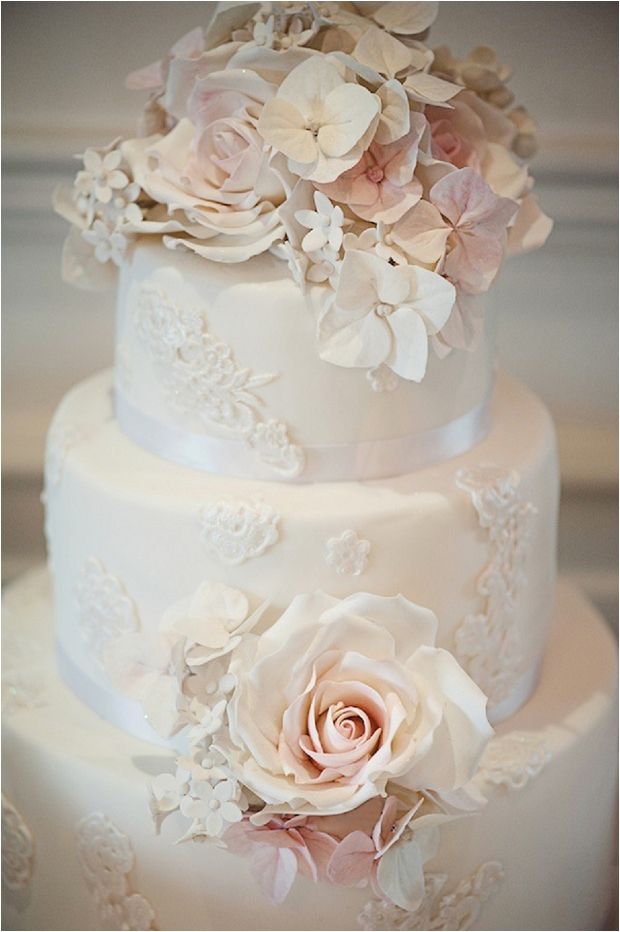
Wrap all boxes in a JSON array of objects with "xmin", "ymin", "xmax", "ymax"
[
  {"xmin": 227, "ymin": 591, "xmax": 491, "ymax": 818},
  {"xmin": 186, "ymin": 74, "xmax": 285, "ymax": 209},
  {"xmin": 316, "ymin": 114, "xmax": 427, "ymax": 223},
  {"xmin": 392, "ymin": 167, "xmax": 518, "ymax": 294}
]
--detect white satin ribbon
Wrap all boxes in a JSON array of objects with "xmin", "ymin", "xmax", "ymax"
[
  {"xmin": 115, "ymin": 389, "xmax": 492, "ymax": 483},
  {"xmin": 57, "ymin": 639, "xmax": 537, "ymax": 749},
  {"xmin": 56, "ymin": 645, "xmax": 175, "ymax": 748}
]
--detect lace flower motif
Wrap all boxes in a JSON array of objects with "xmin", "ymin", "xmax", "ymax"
[
  {"xmin": 75, "ymin": 558, "xmax": 140, "ymax": 664},
  {"xmin": 454, "ymin": 465, "xmax": 537, "ymax": 707},
  {"xmin": 135, "ymin": 283, "xmax": 305, "ymax": 478},
  {"xmin": 2, "ymin": 794, "xmax": 35, "ymax": 894},
  {"xmin": 75, "ymin": 813, "xmax": 156, "ymax": 930},
  {"xmin": 325, "ymin": 529, "xmax": 371, "ymax": 576},
  {"xmin": 476, "ymin": 730, "xmax": 551, "ymax": 791},
  {"xmin": 199, "ymin": 499, "xmax": 280, "ymax": 566},
  {"xmin": 358, "ymin": 861, "xmax": 504, "ymax": 931}
]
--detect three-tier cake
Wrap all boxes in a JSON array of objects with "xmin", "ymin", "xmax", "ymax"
[{"xmin": 3, "ymin": 4, "xmax": 616, "ymax": 930}]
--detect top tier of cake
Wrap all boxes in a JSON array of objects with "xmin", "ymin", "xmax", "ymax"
[{"xmin": 114, "ymin": 239, "xmax": 493, "ymax": 482}]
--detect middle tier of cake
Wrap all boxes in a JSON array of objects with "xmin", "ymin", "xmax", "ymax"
[{"xmin": 45, "ymin": 369, "xmax": 558, "ymax": 736}]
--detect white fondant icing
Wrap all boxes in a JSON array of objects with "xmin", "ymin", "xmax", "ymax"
[
  {"xmin": 48, "ymin": 371, "xmax": 558, "ymax": 730},
  {"xmin": 3, "ymin": 570, "xmax": 617, "ymax": 931},
  {"xmin": 114, "ymin": 242, "xmax": 494, "ymax": 451}
]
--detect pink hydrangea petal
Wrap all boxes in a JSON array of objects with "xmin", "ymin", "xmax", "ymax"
[{"xmin": 327, "ymin": 831, "xmax": 376, "ymax": 886}]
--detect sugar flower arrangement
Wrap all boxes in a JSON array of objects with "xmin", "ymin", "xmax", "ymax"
[
  {"xmin": 104, "ymin": 581, "xmax": 492, "ymax": 911},
  {"xmin": 55, "ymin": 0, "xmax": 552, "ymax": 384}
]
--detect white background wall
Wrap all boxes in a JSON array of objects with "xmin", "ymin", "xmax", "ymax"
[{"xmin": 2, "ymin": 2, "xmax": 618, "ymax": 621}]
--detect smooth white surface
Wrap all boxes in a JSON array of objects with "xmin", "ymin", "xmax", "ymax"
[
  {"xmin": 116, "ymin": 240, "xmax": 494, "ymax": 451},
  {"xmin": 46, "ymin": 369, "xmax": 559, "ymax": 730},
  {"xmin": 2, "ymin": 570, "xmax": 617, "ymax": 931}
]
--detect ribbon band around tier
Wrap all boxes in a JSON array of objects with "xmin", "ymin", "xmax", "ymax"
[
  {"xmin": 115, "ymin": 389, "xmax": 493, "ymax": 482},
  {"xmin": 56, "ymin": 640, "xmax": 537, "ymax": 746}
]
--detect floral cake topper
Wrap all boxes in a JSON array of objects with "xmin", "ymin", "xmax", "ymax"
[{"xmin": 55, "ymin": 1, "xmax": 552, "ymax": 385}]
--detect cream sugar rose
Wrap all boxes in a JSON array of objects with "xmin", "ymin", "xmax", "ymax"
[{"xmin": 104, "ymin": 582, "xmax": 492, "ymax": 911}]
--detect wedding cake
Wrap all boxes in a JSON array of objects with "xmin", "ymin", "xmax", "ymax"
[{"xmin": 3, "ymin": 4, "xmax": 616, "ymax": 930}]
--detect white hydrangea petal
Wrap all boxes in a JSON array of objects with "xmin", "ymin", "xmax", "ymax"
[
  {"xmin": 405, "ymin": 266, "xmax": 456, "ymax": 333},
  {"xmin": 277, "ymin": 56, "xmax": 343, "ymax": 113},
  {"xmin": 405, "ymin": 71, "xmax": 462, "ymax": 105},
  {"xmin": 319, "ymin": 310, "xmax": 391, "ymax": 369},
  {"xmin": 373, "ymin": 1, "xmax": 439, "ymax": 36},
  {"xmin": 319, "ymin": 84, "xmax": 379, "ymax": 158},
  {"xmin": 354, "ymin": 25, "xmax": 412, "ymax": 80},
  {"xmin": 258, "ymin": 99, "xmax": 316, "ymax": 164},
  {"xmin": 385, "ymin": 306, "xmax": 429, "ymax": 382},
  {"xmin": 375, "ymin": 80, "xmax": 411, "ymax": 145}
]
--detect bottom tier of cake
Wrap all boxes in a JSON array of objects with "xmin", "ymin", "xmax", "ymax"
[{"xmin": 2, "ymin": 570, "xmax": 617, "ymax": 932}]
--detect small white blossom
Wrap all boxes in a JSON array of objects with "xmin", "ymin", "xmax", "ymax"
[
  {"xmin": 77, "ymin": 147, "xmax": 129, "ymax": 205},
  {"xmin": 179, "ymin": 778, "xmax": 246, "ymax": 838},
  {"xmin": 296, "ymin": 191, "xmax": 345, "ymax": 254},
  {"xmin": 103, "ymin": 182, "xmax": 142, "ymax": 226},
  {"xmin": 82, "ymin": 219, "xmax": 129, "ymax": 266},
  {"xmin": 150, "ymin": 766, "xmax": 191, "ymax": 815}
]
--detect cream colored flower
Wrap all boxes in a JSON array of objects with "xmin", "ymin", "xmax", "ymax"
[
  {"xmin": 163, "ymin": 581, "xmax": 256, "ymax": 666},
  {"xmin": 227, "ymin": 590, "xmax": 491, "ymax": 817},
  {"xmin": 295, "ymin": 190, "xmax": 346, "ymax": 254},
  {"xmin": 258, "ymin": 57, "xmax": 380, "ymax": 183},
  {"xmin": 318, "ymin": 249, "xmax": 455, "ymax": 382}
]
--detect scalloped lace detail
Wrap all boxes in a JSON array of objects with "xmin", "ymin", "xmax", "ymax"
[
  {"xmin": 325, "ymin": 529, "xmax": 371, "ymax": 576},
  {"xmin": 75, "ymin": 558, "xmax": 140, "ymax": 665},
  {"xmin": 358, "ymin": 861, "xmax": 504, "ymax": 930},
  {"xmin": 76, "ymin": 812, "xmax": 157, "ymax": 930},
  {"xmin": 477, "ymin": 730, "xmax": 551, "ymax": 790},
  {"xmin": 199, "ymin": 499, "xmax": 280, "ymax": 565},
  {"xmin": 2, "ymin": 794, "xmax": 35, "ymax": 894},
  {"xmin": 454, "ymin": 465, "xmax": 536, "ymax": 707}
]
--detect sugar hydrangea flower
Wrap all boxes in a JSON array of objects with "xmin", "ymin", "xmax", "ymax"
[
  {"xmin": 257, "ymin": 57, "xmax": 380, "ymax": 183},
  {"xmin": 317, "ymin": 116, "xmax": 426, "ymax": 223},
  {"xmin": 392, "ymin": 166, "xmax": 518, "ymax": 293},
  {"xmin": 318, "ymin": 249, "xmax": 456, "ymax": 382}
]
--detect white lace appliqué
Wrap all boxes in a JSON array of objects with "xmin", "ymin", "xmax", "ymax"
[
  {"xmin": 75, "ymin": 558, "xmax": 140, "ymax": 665},
  {"xmin": 2, "ymin": 569, "xmax": 50, "ymax": 714},
  {"xmin": 477, "ymin": 730, "xmax": 551, "ymax": 791},
  {"xmin": 454, "ymin": 466, "xmax": 536, "ymax": 707},
  {"xmin": 199, "ymin": 499, "xmax": 280, "ymax": 565},
  {"xmin": 358, "ymin": 861, "xmax": 504, "ymax": 931},
  {"xmin": 135, "ymin": 284, "xmax": 305, "ymax": 478},
  {"xmin": 76, "ymin": 812, "xmax": 157, "ymax": 930},
  {"xmin": 44, "ymin": 420, "xmax": 85, "ymax": 490},
  {"xmin": 2, "ymin": 794, "xmax": 35, "ymax": 894},
  {"xmin": 326, "ymin": 530, "xmax": 371, "ymax": 576}
]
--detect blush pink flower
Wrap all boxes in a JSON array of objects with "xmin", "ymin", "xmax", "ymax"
[
  {"xmin": 317, "ymin": 114, "xmax": 426, "ymax": 223},
  {"xmin": 392, "ymin": 167, "xmax": 518, "ymax": 293},
  {"xmin": 227, "ymin": 591, "xmax": 491, "ymax": 817},
  {"xmin": 224, "ymin": 814, "xmax": 338, "ymax": 905}
]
